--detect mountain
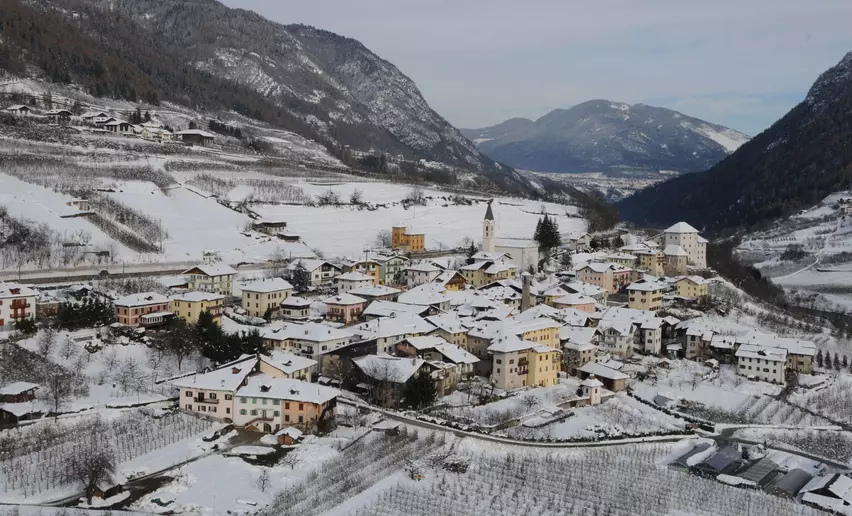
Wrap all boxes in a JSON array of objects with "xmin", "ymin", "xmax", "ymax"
[
  {"xmin": 0, "ymin": 0, "xmax": 534, "ymax": 195},
  {"xmin": 617, "ymin": 52, "xmax": 852, "ymax": 235},
  {"xmin": 461, "ymin": 100, "xmax": 749, "ymax": 175}
]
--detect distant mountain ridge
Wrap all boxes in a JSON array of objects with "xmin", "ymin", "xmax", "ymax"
[
  {"xmin": 617, "ymin": 52, "xmax": 852, "ymax": 235},
  {"xmin": 462, "ymin": 100, "xmax": 749, "ymax": 175},
  {"xmin": 1, "ymin": 0, "xmax": 534, "ymax": 195}
]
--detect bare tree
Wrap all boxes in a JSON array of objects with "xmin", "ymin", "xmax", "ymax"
[
  {"xmin": 70, "ymin": 446, "xmax": 115, "ymax": 504},
  {"xmin": 115, "ymin": 358, "xmax": 143, "ymax": 393},
  {"xmin": 520, "ymin": 394, "xmax": 541, "ymax": 412},
  {"xmin": 256, "ymin": 469, "xmax": 271, "ymax": 492},
  {"xmin": 280, "ymin": 451, "xmax": 299, "ymax": 470},
  {"xmin": 350, "ymin": 189, "xmax": 364, "ymax": 205},
  {"xmin": 375, "ymin": 229, "xmax": 392, "ymax": 248},
  {"xmin": 59, "ymin": 335, "xmax": 78, "ymax": 361},
  {"xmin": 38, "ymin": 327, "xmax": 58, "ymax": 358},
  {"xmin": 42, "ymin": 372, "xmax": 71, "ymax": 414}
]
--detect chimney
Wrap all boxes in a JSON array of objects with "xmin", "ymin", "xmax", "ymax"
[{"xmin": 521, "ymin": 272, "xmax": 533, "ymax": 312}]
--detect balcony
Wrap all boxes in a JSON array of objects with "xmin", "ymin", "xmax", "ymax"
[
  {"xmin": 194, "ymin": 397, "xmax": 219, "ymax": 404},
  {"xmin": 10, "ymin": 302, "xmax": 31, "ymax": 309}
]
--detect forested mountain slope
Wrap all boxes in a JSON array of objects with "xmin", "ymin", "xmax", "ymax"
[{"xmin": 617, "ymin": 52, "xmax": 852, "ymax": 234}]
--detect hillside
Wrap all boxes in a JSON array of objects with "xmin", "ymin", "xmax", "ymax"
[
  {"xmin": 617, "ymin": 52, "xmax": 852, "ymax": 234},
  {"xmin": 461, "ymin": 100, "xmax": 749, "ymax": 175},
  {"xmin": 0, "ymin": 0, "xmax": 533, "ymax": 195}
]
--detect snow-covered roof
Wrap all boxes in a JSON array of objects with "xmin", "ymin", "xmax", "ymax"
[
  {"xmin": 600, "ymin": 307, "xmax": 659, "ymax": 326},
  {"xmin": 0, "ymin": 282, "xmax": 37, "ymax": 299},
  {"xmin": 606, "ymin": 253, "xmax": 638, "ymax": 261},
  {"xmin": 281, "ymin": 296, "xmax": 311, "ymax": 308},
  {"xmin": 264, "ymin": 350, "xmax": 317, "ymax": 374},
  {"xmin": 665, "ymin": 222, "xmax": 699, "ymax": 234},
  {"xmin": 626, "ymin": 281, "xmax": 665, "ymax": 292},
  {"xmin": 735, "ymin": 344, "xmax": 787, "ymax": 362},
  {"xmin": 352, "ymin": 314, "xmax": 434, "ymax": 340},
  {"xmin": 425, "ymin": 313, "xmax": 467, "ymax": 334},
  {"xmin": 598, "ymin": 320, "xmax": 634, "ymax": 336},
  {"xmin": 560, "ymin": 326, "xmax": 598, "ymax": 345},
  {"xmin": 553, "ymin": 293, "xmax": 596, "ymax": 305},
  {"xmin": 323, "ymin": 293, "xmax": 367, "ymax": 306},
  {"xmin": 363, "ymin": 300, "xmax": 429, "ymax": 318},
  {"xmin": 579, "ymin": 262, "xmax": 632, "ymax": 274},
  {"xmin": 172, "ymin": 291, "xmax": 225, "ymax": 303},
  {"xmin": 0, "ymin": 382, "xmax": 39, "ymax": 395},
  {"xmin": 239, "ymin": 374, "xmax": 339, "ymax": 404},
  {"xmin": 262, "ymin": 322, "xmax": 353, "ymax": 343},
  {"xmin": 176, "ymin": 129, "xmax": 216, "ymax": 138},
  {"xmin": 563, "ymin": 282, "xmax": 607, "ymax": 297},
  {"xmin": 123, "ymin": 290, "xmax": 176, "ymax": 307},
  {"xmin": 397, "ymin": 283, "xmax": 449, "ymax": 306},
  {"xmin": 494, "ymin": 238, "xmax": 536, "ymax": 249},
  {"xmin": 433, "ymin": 343, "xmax": 479, "ymax": 365},
  {"xmin": 579, "ymin": 362, "xmax": 629, "ymax": 380},
  {"xmin": 172, "ymin": 357, "xmax": 256, "ymax": 391},
  {"xmin": 663, "ymin": 245, "xmax": 688, "ymax": 257},
  {"xmin": 7, "ymin": 105, "xmax": 29, "ymax": 111},
  {"xmin": 404, "ymin": 335, "xmax": 448, "ymax": 350},
  {"xmin": 286, "ymin": 259, "xmax": 338, "ymax": 273},
  {"xmin": 405, "ymin": 263, "xmax": 443, "ymax": 273},
  {"xmin": 335, "ymin": 271, "xmax": 374, "ymax": 282},
  {"xmin": 676, "ymin": 275, "xmax": 709, "ymax": 285},
  {"xmin": 183, "ymin": 263, "xmax": 237, "ymax": 277},
  {"xmin": 484, "ymin": 262, "xmax": 517, "ymax": 275},
  {"xmin": 275, "ymin": 426, "xmax": 303, "ymax": 439},
  {"xmin": 349, "ymin": 285, "xmax": 401, "ymax": 297},
  {"xmin": 353, "ymin": 355, "xmax": 426, "ymax": 383},
  {"xmin": 434, "ymin": 270, "xmax": 464, "ymax": 285},
  {"xmin": 472, "ymin": 251, "xmax": 508, "ymax": 261},
  {"xmin": 487, "ymin": 332, "xmax": 537, "ymax": 353},
  {"xmin": 241, "ymin": 277, "xmax": 294, "ymax": 293},
  {"xmin": 581, "ymin": 376, "xmax": 604, "ymax": 388}
]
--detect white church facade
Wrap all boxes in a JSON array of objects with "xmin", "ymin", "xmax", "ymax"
[{"xmin": 482, "ymin": 202, "xmax": 540, "ymax": 273}]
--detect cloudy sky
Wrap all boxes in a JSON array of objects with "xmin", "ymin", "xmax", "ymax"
[{"xmin": 222, "ymin": 0, "xmax": 852, "ymax": 136}]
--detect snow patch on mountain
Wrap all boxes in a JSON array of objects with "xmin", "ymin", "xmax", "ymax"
[{"xmin": 687, "ymin": 123, "xmax": 750, "ymax": 153}]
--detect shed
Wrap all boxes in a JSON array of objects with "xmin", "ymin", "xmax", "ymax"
[
  {"xmin": 694, "ymin": 444, "xmax": 743, "ymax": 476},
  {"xmin": 668, "ymin": 442, "xmax": 715, "ymax": 473},
  {"xmin": 769, "ymin": 468, "xmax": 813, "ymax": 499},
  {"xmin": 275, "ymin": 426, "xmax": 303, "ymax": 445},
  {"xmin": 737, "ymin": 457, "xmax": 779, "ymax": 487},
  {"xmin": 176, "ymin": 129, "xmax": 215, "ymax": 146}
]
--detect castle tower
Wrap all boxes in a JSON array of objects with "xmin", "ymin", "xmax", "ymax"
[{"xmin": 482, "ymin": 201, "xmax": 496, "ymax": 253}]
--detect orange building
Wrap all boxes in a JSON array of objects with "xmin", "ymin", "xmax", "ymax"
[{"xmin": 392, "ymin": 226, "xmax": 425, "ymax": 253}]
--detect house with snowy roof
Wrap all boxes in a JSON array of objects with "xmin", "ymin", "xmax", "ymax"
[
  {"xmin": 350, "ymin": 314, "xmax": 435, "ymax": 355},
  {"xmin": 171, "ymin": 291, "xmax": 224, "ymax": 325},
  {"xmin": 425, "ymin": 313, "xmax": 469, "ymax": 347},
  {"xmin": 433, "ymin": 270, "xmax": 467, "ymax": 291},
  {"xmin": 0, "ymin": 282, "xmax": 37, "ymax": 331},
  {"xmin": 280, "ymin": 296, "xmax": 312, "ymax": 321},
  {"xmin": 735, "ymin": 344, "xmax": 787, "ymax": 383},
  {"xmin": 240, "ymin": 277, "xmax": 293, "ymax": 318},
  {"xmin": 576, "ymin": 262, "xmax": 634, "ymax": 294},
  {"xmin": 340, "ymin": 259, "xmax": 381, "ymax": 285},
  {"xmin": 352, "ymin": 355, "xmax": 447, "ymax": 406},
  {"xmin": 348, "ymin": 284, "xmax": 401, "ymax": 303},
  {"xmin": 334, "ymin": 271, "xmax": 375, "ymax": 293},
  {"xmin": 261, "ymin": 322, "xmax": 355, "ymax": 359},
  {"xmin": 286, "ymin": 259, "xmax": 342, "ymax": 287},
  {"xmin": 373, "ymin": 253, "xmax": 409, "ymax": 286},
  {"xmin": 487, "ymin": 331, "xmax": 560, "ymax": 390},
  {"xmin": 460, "ymin": 260, "xmax": 518, "ymax": 288},
  {"xmin": 323, "ymin": 293, "xmax": 368, "ymax": 324},
  {"xmin": 674, "ymin": 275, "xmax": 710, "ymax": 299},
  {"xmin": 404, "ymin": 262, "xmax": 444, "ymax": 288},
  {"xmin": 175, "ymin": 129, "xmax": 215, "ymax": 146},
  {"xmin": 662, "ymin": 222, "xmax": 707, "ymax": 269},
  {"xmin": 397, "ymin": 283, "xmax": 451, "ymax": 313},
  {"xmin": 799, "ymin": 474, "xmax": 852, "ymax": 511},
  {"xmin": 0, "ymin": 382, "xmax": 39, "ymax": 403},
  {"xmin": 113, "ymin": 292, "xmax": 171, "ymax": 327},
  {"xmin": 626, "ymin": 279, "xmax": 666, "ymax": 312},
  {"xmin": 183, "ymin": 263, "xmax": 237, "ymax": 296}
]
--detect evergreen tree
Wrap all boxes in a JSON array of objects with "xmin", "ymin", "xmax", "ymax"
[
  {"xmin": 816, "ymin": 349, "xmax": 824, "ymax": 368},
  {"xmin": 240, "ymin": 329, "xmax": 264, "ymax": 356},
  {"xmin": 835, "ymin": 353, "xmax": 842, "ymax": 371},
  {"xmin": 843, "ymin": 355, "xmax": 849, "ymax": 369},
  {"xmin": 197, "ymin": 311, "xmax": 227, "ymax": 362},
  {"xmin": 560, "ymin": 252, "xmax": 572, "ymax": 270},
  {"xmin": 590, "ymin": 237, "xmax": 600, "ymax": 250},
  {"xmin": 533, "ymin": 214, "xmax": 562, "ymax": 268},
  {"xmin": 612, "ymin": 236, "xmax": 625, "ymax": 248},
  {"xmin": 143, "ymin": 111, "xmax": 151, "ymax": 122},
  {"xmin": 824, "ymin": 352, "xmax": 832, "ymax": 370},
  {"xmin": 402, "ymin": 372, "xmax": 436, "ymax": 410},
  {"xmin": 291, "ymin": 261, "xmax": 311, "ymax": 292}
]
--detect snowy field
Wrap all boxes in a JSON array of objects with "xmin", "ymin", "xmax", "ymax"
[
  {"xmin": 790, "ymin": 374, "xmax": 852, "ymax": 425},
  {"xmin": 0, "ymin": 167, "xmax": 584, "ymax": 266},
  {"xmin": 271, "ymin": 435, "xmax": 822, "ymax": 516}
]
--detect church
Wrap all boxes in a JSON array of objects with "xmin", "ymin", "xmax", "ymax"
[{"xmin": 481, "ymin": 202, "xmax": 540, "ymax": 273}]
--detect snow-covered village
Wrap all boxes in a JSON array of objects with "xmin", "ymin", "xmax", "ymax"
[{"xmin": 3, "ymin": 2, "xmax": 852, "ymax": 516}]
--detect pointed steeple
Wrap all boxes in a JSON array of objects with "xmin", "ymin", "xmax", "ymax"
[{"xmin": 484, "ymin": 200, "xmax": 495, "ymax": 221}]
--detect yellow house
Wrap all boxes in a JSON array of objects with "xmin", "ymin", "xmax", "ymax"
[
  {"xmin": 605, "ymin": 253, "xmax": 638, "ymax": 268},
  {"xmin": 460, "ymin": 261, "xmax": 517, "ymax": 288},
  {"xmin": 626, "ymin": 281, "xmax": 664, "ymax": 312},
  {"xmin": 488, "ymin": 333, "xmax": 561, "ymax": 390},
  {"xmin": 171, "ymin": 291, "xmax": 225, "ymax": 325},
  {"xmin": 635, "ymin": 250, "xmax": 666, "ymax": 277},
  {"xmin": 676, "ymin": 276, "xmax": 709, "ymax": 299},
  {"xmin": 342, "ymin": 259, "xmax": 381, "ymax": 285},
  {"xmin": 391, "ymin": 226, "xmax": 425, "ymax": 253},
  {"xmin": 183, "ymin": 263, "xmax": 237, "ymax": 296},
  {"xmin": 241, "ymin": 277, "xmax": 294, "ymax": 318},
  {"xmin": 512, "ymin": 319, "xmax": 562, "ymax": 349}
]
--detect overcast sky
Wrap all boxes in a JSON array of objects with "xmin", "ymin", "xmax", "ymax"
[{"xmin": 222, "ymin": 0, "xmax": 852, "ymax": 136}]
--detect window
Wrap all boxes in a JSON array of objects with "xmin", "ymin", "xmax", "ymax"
[
  {"xmin": 185, "ymin": 391, "xmax": 193, "ymax": 397},
  {"xmin": 240, "ymin": 409, "xmax": 247, "ymax": 415},
  {"xmin": 211, "ymin": 407, "xmax": 217, "ymax": 413},
  {"xmin": 262, "ymin": 398, "xmax": 268, "ymax": 405},
  {"xmin": 251, "ymin": 409, "xmax": 258, "ymax": 416},
  {"xmin": 210, "ymin": 393, "xmax": 217, "ymax": 400},
  {"xmin": 298, "ymin": 403, "xmax": 304, "ymax": 410},
  {"xmin": 225, "ymin": 394, "xmax": 232, "ymax": 401},
  {"xmin": 285, "ymin": 415, "xmax": 290, "ymax": 422},
  {"xmin": 185, "ymin": 404, "xmax": 192, "ymax": 410},
  {"xmin": 200, "ymin": 406, "xmax": 206, "ymax": 412},
  {"xmin": 226, "ymin": 408, "xmax": 231, "ymax": 414},
  {"xmin": 274, "ymin": 411, "xmax": 280, "ymax": 417},
  {"xmin": 509, "ymin": 359, "xmax": 515, "ymax": 364},
  {"xmin": 252, "ymin": 398, "xmax": 257, "ymax": 404},
  {"xmin": 240, "ymin": 397, "xmax": 246, "ymax": 403},
  {"xmin": 496, "ymin": 368, "xmax": 501, "ymax": 374},
  {"xmin": 285, "ymin": 402, "xmax": 290, "ymax": 409},
  {"xmin": 298, "ymin": 416, "xmax": 304, "ymax": 423}
]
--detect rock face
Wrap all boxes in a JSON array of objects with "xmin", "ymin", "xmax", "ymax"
[
  {"xmin": 15, "ymin": 0, "xmax": 533, "ymax": 194},
  {"xmin": 462, "ymin": 100, "xmax": 749, "ymax": 175},
  {"xmin": 617, "ymin": 52, "xmax": 852, "ymax": 234}
]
